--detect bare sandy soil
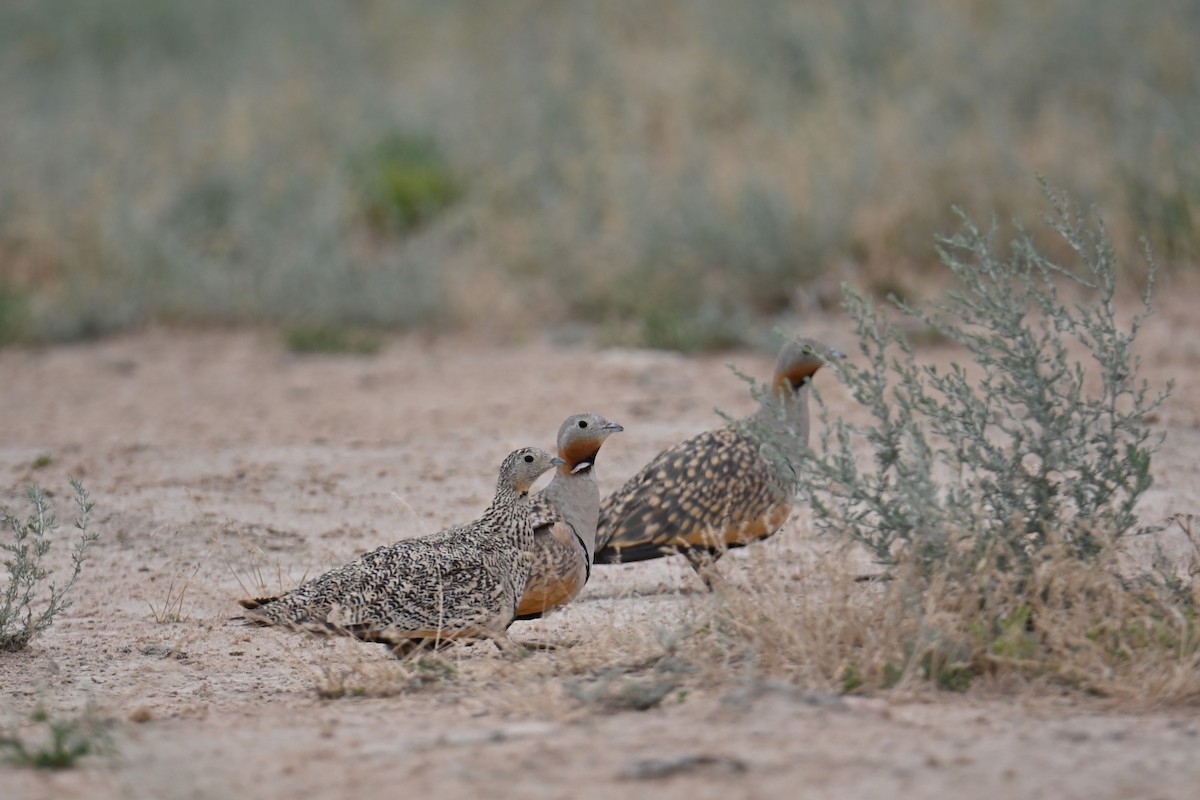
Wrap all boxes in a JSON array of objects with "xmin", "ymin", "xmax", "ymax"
[{"xmin": 2, "ymin": 298, "xmax": 1199, "ymax": 800}]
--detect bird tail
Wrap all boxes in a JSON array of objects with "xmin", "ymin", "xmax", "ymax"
[
  {"xmin": 594, "ymin": 540, "xmax": 677, "ymax": 564},
  {"xmin": 596, "ymin": 537, "xmax": 743, "ymax": 565}
]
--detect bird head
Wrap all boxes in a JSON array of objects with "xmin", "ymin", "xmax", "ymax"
[
  {"xmin": 500, "ymin": 447, "xmax": 563, "ymax": 495},
  {"xmin": 555, "ymin": 413, "xmax": 624, "ymax": 474},
  {"xmin": 771, "ymin": 337, "xmax": 845, "ymax": 396}
]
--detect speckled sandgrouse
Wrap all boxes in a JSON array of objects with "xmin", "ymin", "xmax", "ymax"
[
  {"xmin": 593, "ymin": 337, "xmax": 842, "ymax": 587},
  {"xmin": 514, "ymin": 412, "xmax": 624, "ymax": 621},
  {"xmin": 240, "ymin": 447, "xmax": 561, "ymax": 656}
]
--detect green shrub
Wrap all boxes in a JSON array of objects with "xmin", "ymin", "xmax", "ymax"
[
  {"xmin": 282, "ymin": 324, "xmax": 383, "ymax": 355},
  {"xmin": 0, "ymin": 285, "xmax": 31, "ymax": 347},
  {"xmin": 596, "ymin": 275, "xmax": 754, "ymax": 353},
  {"xmin": 1, "ymin": 480, "xmax": 97, "ymax": 652},
  {"xmin": 0, "ymin": 702, "xmax": 112, "ymax": 769},
  {"xmin": 350, "ymin": 133, "xmax": 462, "ymax": 234}
]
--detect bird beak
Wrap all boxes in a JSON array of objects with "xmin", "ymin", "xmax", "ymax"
[
  {"xmin": 603, "ymin": 421, "xmax": 625, "ymax": 433},
  {"xmin": 550, "ymin": 456, "xmax": 566, "ymax": 467}
]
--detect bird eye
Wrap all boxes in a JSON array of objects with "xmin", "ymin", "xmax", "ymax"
[
  {"xmin": 578, "ymin": 420, "xmax": 588, "ymax": 428},
  {"xmin": 524, "ymin": 454, "xmax": 534, "ymax": 463}
]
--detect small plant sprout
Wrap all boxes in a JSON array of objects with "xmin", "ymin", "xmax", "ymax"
[{"xmin": 0, "ymin": 702, "xmax": 113, "ymax": 769}]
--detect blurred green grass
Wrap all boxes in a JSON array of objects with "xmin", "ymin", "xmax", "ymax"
[{"xmin": 1, "ymin": 0, "xmax": 1196, "ymax": 349}]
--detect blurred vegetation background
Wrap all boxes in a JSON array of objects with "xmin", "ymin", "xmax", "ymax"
[{"xmin": 1, "ymin": 0, "xmax": 1197, "ymax": 350}]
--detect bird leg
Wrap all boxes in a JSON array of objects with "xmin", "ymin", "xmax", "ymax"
[
  {"xmin": 488, "ymin": 630, "xmax": 542, "ymax": 660},
  {"xmin": 386, "ymin": 628, "xmax": 532, "ymax": 659},
  {"xmin": 683, "ymin": 548, "xmax": 725, "ymax": 592}
]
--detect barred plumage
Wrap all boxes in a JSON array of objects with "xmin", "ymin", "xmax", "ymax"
[
  {"xmin": 594, "ymin": 337, "xmax": 841, "ymax": 587},
  {"xmin": 514, "ymin": 413, "xmax": 623, "ymax": 621},
  {"xmin": 240, "ymin": 447, "xmax": 561, "ymax": 656}
]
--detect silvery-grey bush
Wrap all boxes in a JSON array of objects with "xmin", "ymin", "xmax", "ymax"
[
  {"xmin": 1, "ymin": 480, "xmax": 96, "ymax": 651},
  {"xmin": 759, "ymin": 185, "xmax": 1170, "ymax": 577}
]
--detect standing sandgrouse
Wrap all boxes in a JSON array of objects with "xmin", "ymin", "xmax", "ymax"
[
  {"xmin": 593, "ymin": 337, "xmax": 841, "ymax": 587},
  {"xmin": 514, "ymin": 412, "xmax": 624, "ymax": 621},
  {"xmin": 240, "ymin": 447, "xmax": 561, "ymax": 656}
]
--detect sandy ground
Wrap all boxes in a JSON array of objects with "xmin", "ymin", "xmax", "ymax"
[{"xmin": 2, "ymin": 298, "xmax": 1199, "ymax": 800}]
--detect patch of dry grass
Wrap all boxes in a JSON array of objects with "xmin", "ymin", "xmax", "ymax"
[
  {"xmin": 313, "ymin": 655, "xmax": 460, "ymax": 700},
  {"xmin": 2, "ymin": 1, "xmax": 1196, "ymax": 347},
  {"xmin": 221, "ymin": 525, "xmax": 314, "ymax": 608},
  {"xmin": 647, "ymin": 530, "xmax": 1200, "ymax": 705},
  {"xmin": 291, "ymin": 516, "xmax": 1199, "ymax": 713},
  {"xmin": 146, "ymin": 566, "xmax": 198, "ymax": 625}
]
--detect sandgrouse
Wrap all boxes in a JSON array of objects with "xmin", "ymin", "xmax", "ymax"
[
  {"xmin": 514, "ymin": 412, "xmax": 624, "ymax": 621},
  {"xmin": 240, "ymin": 447, "xmax": 561, "ymax": 656},
  {"xmin": 593, "ymin": 337, "xmax": 841, "ymax": 587}
]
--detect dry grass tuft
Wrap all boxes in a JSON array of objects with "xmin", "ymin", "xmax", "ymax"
[
  {"xmin": 146, "ymin": 566, "xmax": 199, "ymax": 624},
  {"xmin": 659, "ymin": 532, "xmax": 1200, "ymax": 706},
  {"xmin": 313, "ymin": 655, "xmax": 459, "ymax": 700},
  {"xmin": 221, "ymin": 526, "xmax": 313, "ymax": 608}
]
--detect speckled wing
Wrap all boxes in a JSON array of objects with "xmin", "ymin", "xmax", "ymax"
[
  {"xmin": 244, "ymin": 526, "xmax": 514, "ymax": 636},
  {"xmin": 527, "ymin": 493, "xmax": 558, "ymax": 531},
  {"xmin": 514, "ymin": 495, "xmax": 589, "ymax": 620},
  {"xmin": 594, "ymin": 426, "xmax": 791, "ymax": 564},
  {"xmin": 527, "ymin": 492, "xmax": 589, "ymax": 569},
  {"xmin": 331, "ymin": 539, "xmax": 506, "ymax": 632},
  {"xmin": 515, "ymin": 521, "xmax": 587, "ymax": 620}
]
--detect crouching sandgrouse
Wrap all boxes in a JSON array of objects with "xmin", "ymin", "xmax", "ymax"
[{"xmin": 241, "ymin": 447, "xmax": 560, "ymax": 656}]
